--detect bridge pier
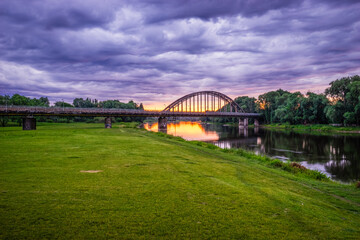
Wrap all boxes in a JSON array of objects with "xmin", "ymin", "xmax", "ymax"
[
  {"xmin": 254, "ymin": 118, "xmax": 259, "ymax": 127},
  {"xmin": 239, "ymin": 118, "xmax": 244, "ymax": 127},
  {"xmin": 239, "ymin": 118, "xmax": 248, "ymax": 128},
  {"xmin": 23, "ymin": 116, "xmax": 36, "ymax": 130},
  {"xmin": 244, "ymin": 118, "xmax": 248, "ymax": 127},
  {"xmin": 158, "ymin": 117, "xmax": 167, "ymax": 132},
  {"xmin": 105, "ymin": 117, "xmax": 112, "ymax": 128}
]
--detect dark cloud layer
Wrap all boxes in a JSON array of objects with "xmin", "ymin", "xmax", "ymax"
[{"xmin": 0, "ymin": 0, "xmax": 359, "ymax": 108}]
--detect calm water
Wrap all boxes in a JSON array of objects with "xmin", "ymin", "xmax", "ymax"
[{"xmin": 144, "ymin": 121, "xmax": 360, "ymax": 183}]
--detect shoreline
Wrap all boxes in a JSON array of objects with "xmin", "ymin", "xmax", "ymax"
[{"xmin": 261, "ymin": 124, "xmax": 360, "ymax": 134}]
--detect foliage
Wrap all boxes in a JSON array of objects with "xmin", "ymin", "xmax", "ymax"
[
  {"xmin": 0, "ymin": 94, "xmax": 49, "ymax": 107},
  {"xmin": 1, "ymin": 74, "xmax": 360, "ymax": 126},
  {"xmin": 54, "ymin": 101, "xmax": 73, "ymax": 108},
  {"xmin": 254, "ymin": 75, "xmax": 360, "ymax": 126},
  {"xmin": 325, "ymin": 75, "xmax": 360, "ymax": 125},
  {"xmin": 301, "ymin": 92, "xmax": 329, "ymax": 124},
  {"xmin": 0, "ymin": 94, "xmax": 50, "ymax": 126},
  {"xmin": 0, "ymin": 94, "xmax": 146, "ymax": 126},
  {"xmin": 213, "ymin": 96, "xmax": 258, "ymax": 123},
  {"xmin": 258, "ymin": 89, "xmax": 290, "ymax": 123}
]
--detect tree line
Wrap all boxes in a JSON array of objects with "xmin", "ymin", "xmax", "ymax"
[
  {"xmin": 0, "ymin": 95, "xmax": 145, "ymax": 126},
  {"xmin": 0, "ymin": 95, "xmax": 144, "ymax": 110},
  {"xmin": 1, "ymin": 75, "xmax": 360, "ymax": 126},
  {"xmin": 215, "ymin": 75, "xmax": 360, "ymax": 126}
]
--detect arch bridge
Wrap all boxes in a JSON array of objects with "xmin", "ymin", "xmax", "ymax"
[
  {"xmin": 163, "ymin": 91, "xmax": 244, "ymax": 113},
  {"xmin": 0, "ymin": 91, "xmax": 261, "ymax": 130},
  {"xmin": 158, "ymin": 91, "xmax": 260, "ymax": 130}
]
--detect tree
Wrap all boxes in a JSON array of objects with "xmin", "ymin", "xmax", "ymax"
[
  {"xmin": 345, "ymin": 80, "xmax": 360, "ymax": 125},
  {"xmin": 325, "ymin": 75, "xmax": 360, "ymax": 125},
  {"xmin": 54, "ymin": 101, "xmax": 73, "ymax": 108},
  {"xmin": 73, "ymin": 98, "xmax": 96, "ymax": 108},
  {"xmin": 39, "ymin": 97, "xmax": 50, "ymax": 107},
  {"xmin": 234, "ymin": 96, "xmax": 257, "ymax": 113},
  {"xmin": 258, "ymin": 89, "xmax": 290, "ymax": 123},
  {"xmin": 11, "ymin": 94, "xmax": 30, "ymax": 105},
  {"xmin": 300, "ymin": 92, "xmax": 329, "ymax": 124},
  {"xmin": 325, "ymin": 102, "xmax": 345, "ymax": 124},
  {"xmin": 0, "ymin": 95, "xmax": 10, "ymax": 105},
  {"xmin": 325, "ymin": 77, "xmax": 352, "ymax": 102}
]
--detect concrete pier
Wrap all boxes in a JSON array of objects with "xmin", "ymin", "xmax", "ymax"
[
  {"xmin": 23, "ymin": 117, "xmax": 36, "ymax": 130},
  {"xmin": 239, "ymin": 118, "xmax": 249, "ymax": 128},
  {"xmin": 105, "ymin": 117, "xmax": 112, "ymax": 128},
  {"xmin": 239, "ymin": 118, "xmax": 244, "ymax": 128},
  {"xmin": 254, "ymin": 118, "xmax": 259, "ymax": 127},
  {"xmin": 158, "ymin": 117, "xmax": 167, "ymax": 132}
]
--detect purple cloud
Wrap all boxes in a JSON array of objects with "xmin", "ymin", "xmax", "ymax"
[{"xmin": 0, "ymin": 0, "xmax": 359, "ymax": 108}]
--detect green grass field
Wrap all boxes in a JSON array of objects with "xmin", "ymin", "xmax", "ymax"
[{"xmin": 0, "ymin": 123, "xmax": 359, "ymax": 239}]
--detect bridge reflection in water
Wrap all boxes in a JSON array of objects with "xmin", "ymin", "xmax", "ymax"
[{"xmin": 144, "ymin": 122, "xmax": 219, "ymax": 141}]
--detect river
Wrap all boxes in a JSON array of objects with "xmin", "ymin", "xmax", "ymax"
[{"xmin": 144, "ymin": 121, "xmax": 360, "ymax": 183}]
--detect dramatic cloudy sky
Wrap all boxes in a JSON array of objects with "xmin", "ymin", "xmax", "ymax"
[{"xmin": 1, "ymin": 0, "xmax": 359, "ymax": 109}]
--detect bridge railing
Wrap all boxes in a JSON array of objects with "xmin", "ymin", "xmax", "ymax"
[
  {"xmin": 0, "ymin": 105, "xmax": 261, "ymax": 118},
  {"xmin": 0, "ymin": 105, "xmax": 161, "ymax": 112}
]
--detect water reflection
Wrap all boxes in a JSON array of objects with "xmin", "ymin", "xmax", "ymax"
[
  {"xmin": 144, "ymin": 122, "xmax": 219, "ymax": 141},
  {"xmin": 144, "ymin": 121, "xmax": 360, "ymax": 183}
]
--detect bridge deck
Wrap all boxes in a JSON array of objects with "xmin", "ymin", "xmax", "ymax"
[{"xmin": 0, "ymin": 106, "xmax": 261, "ymax": 118}]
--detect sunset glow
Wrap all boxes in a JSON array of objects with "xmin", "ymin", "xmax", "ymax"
[{"xmin": 144, "ymin": 122, "xmax": 219, "ymax": 141}]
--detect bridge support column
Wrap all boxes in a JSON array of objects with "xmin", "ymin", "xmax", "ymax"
[
  {"xmin": 244, "ymin": 118, "xmax": 248, "ymax": 127},
  {"xmin": 23, "ymin": 117, "xmax": 36, "ymax": 130},
  {"xmin": 105, "ymin": 117, "xmax": 112, "ymax": 128},
  {"xmin": 239, "ymin": 118, "xmax": 244, "ymax": 128},
  {"xmin": 239, "ymin": 118, "xmax": 248, "ymax": 128},
  {"xmin": 158, "ymin": 117, "xmax": 167, "ymax": 133},
  {"xmin": 254, "ymin": 118, "xmax": 259, "ymax": 127}
]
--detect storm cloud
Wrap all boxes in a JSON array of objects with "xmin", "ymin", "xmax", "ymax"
[{"xmin": 0, "ymin": 0, "xmax": 359, "ymax": 108}]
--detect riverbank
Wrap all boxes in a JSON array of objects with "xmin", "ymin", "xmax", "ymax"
[
  {"xmin": 1, "ymin": 123, "xmax": 359, "ymax": 239},
  {"xmin": 263, "ymin": 123, "xmax": 360, "ymax": 133}
]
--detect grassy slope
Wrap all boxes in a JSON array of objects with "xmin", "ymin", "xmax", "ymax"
[{"xmin": 0, "ymin": 123, "xmax": 359, "ymax": 239}]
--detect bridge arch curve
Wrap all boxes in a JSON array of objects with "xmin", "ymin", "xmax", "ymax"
[{"xmin": 162, "ymin": 91, "xmax": 244, "ymax": 113}]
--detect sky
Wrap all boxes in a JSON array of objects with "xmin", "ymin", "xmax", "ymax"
[{"xmin": 0, "ymin": 0, "xmax": 359, "ymax": 109}]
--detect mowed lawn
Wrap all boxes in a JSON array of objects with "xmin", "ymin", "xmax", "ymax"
[{"xmin": 0, "ymin": 123, "xmax": 359, "ymax": 239}]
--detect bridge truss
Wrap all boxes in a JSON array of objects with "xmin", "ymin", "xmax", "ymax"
[{"xmin": 163, "ymin": 91, "xmax": 244, "ymax": 113}]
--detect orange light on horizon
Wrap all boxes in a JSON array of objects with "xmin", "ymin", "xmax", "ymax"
[
  {"xmin": 144, "ymin": 121, "xmax": 219, "ymax": 141},
  {"xmin": 144, "ymin": 103, "xmax": 168, "ymax": 111}
]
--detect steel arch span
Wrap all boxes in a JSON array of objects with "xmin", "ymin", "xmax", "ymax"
[{"xmin": 162, "ymin": 91, "xmax": 244, "ymax": 113}]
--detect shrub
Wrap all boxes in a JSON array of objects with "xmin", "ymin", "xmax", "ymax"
[{"xmin": 290, "ymin": 162, "xmax": 307, "ymax": 170}]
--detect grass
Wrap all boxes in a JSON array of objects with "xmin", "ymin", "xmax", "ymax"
[
  {"xmin": 263, "ymin": 123, "xmax": 360, "ymax": 133},
  {"xmin": 0, "ymin": 122, "xmax": 359, "ymax": 239}
]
